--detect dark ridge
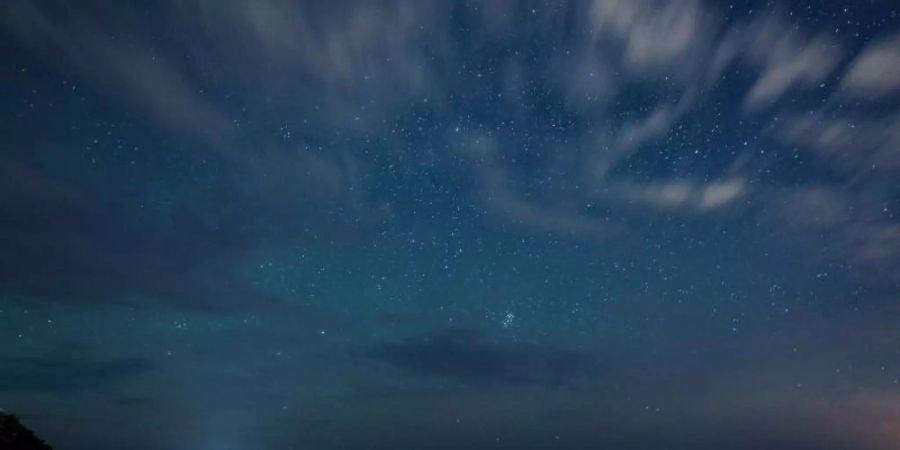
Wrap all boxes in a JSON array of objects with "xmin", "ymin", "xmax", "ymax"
[{"xmin": 0, "ymin": 412, "xmax": 53, "ymax": 450}]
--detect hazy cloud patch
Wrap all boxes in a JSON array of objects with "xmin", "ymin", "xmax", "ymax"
[{"xmin": 370, "ymin": 328, "xmax": 593, "ymax": 387}]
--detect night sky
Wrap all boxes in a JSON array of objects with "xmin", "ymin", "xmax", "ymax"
[{"xmin": 2, "ymin": 1, "xmax": 900, "ymax": 449}]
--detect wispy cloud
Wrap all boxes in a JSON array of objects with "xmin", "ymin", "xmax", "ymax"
[
  {"xmin": 841, "ymin": 32, "xmax": 900, "ymax": 99},
  {"xmin": 0, "ymin": 345, "xmax": 155, "ymax": 395},
  {"xmin": 2, "ymin": 0, "xmax": 899, "ymax": 299},
  {"xmin": 370, "ymin": 328, "xmax": 593, "ymax": 387}
]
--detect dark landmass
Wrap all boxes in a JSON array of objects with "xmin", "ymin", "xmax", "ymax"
[{"xmin": 0, "ymin": 413, "xmax": 52, "ymax": 450}]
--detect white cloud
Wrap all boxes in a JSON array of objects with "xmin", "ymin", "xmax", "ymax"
[
  {"xmin": 699, "ymin": 179, "xmax": 746, "ymax": 209},
  {"xmin": 2, "ymin": 1, "xmax": 231, "ymax": 147},
  {"xmin": 776, "ymin": 113, "xmax": 900, "ymax": 175},
  {"xmin": 600, "ymin": 178, "xmax": 746, "ymax": 211},
  {"xmin": 774, "ymin": 187, "xmax": 900, "ymax": 286},
  {"xmin": 742, "ymin": 16, "xmax": 841, "ymax": 112},
  {"xmin": 841, "ymin": 32, "xmax": 900, "ymax": 99},
  {"xmin": 590, "ymin": 0, "xmax": 715, "ymax": 80}
]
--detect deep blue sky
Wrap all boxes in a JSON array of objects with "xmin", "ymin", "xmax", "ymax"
[{"xmin": 2, "ymin": 1, "xmax": 900, "ymax": 449}]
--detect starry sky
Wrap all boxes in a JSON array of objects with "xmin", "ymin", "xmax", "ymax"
[{"xmin": 2, "ymin": 1, "xmax": 900, "ymax": 449}]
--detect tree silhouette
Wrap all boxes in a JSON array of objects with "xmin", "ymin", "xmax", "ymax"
[{"xmin": 0, "ymin": 412, "xmax": 53, "ymax": 450}]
